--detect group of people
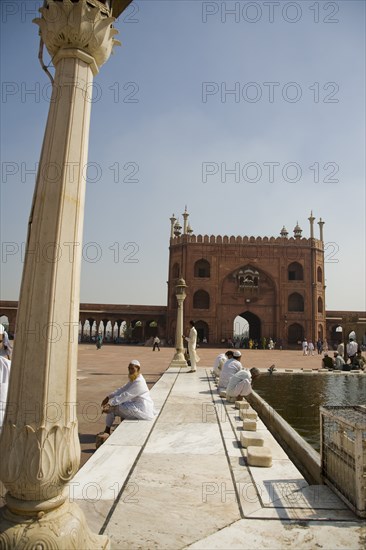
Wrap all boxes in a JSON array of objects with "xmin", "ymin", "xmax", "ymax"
[
  {"xmin": 321, "ymin": 331, "xmax": 366, "ymax": 371},
  {"xmin": 302, "ymin": 339, "xmax": 317, "ymax": 355},
  {"xmin": 213, "ymin": 350, "xmax": 260, "ymax": 399},
  {"xmin": 226, "ymin": 337, "xmax": 277, "ymax": 350}
]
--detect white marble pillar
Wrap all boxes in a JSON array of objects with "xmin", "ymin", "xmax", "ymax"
[
  {"xmin": 170, "ymin": 278, "xmax": 188, "ymax": 368},
  {"xmin": 0, "ymin": 1, "xmax": 120, "ymax": 547}
]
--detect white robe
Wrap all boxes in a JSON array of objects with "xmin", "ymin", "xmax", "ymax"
[
  {"xmin": 108, "ymin": 374, "xmax": 155, "ymax": 421},
  {"xmin": 213, "ymin": 353, "xmax": 226, "ymax": 377},
  {"xmin": 226, "ymin": 369, "xmax": 252, "ymax": 398},
  {"xmin": 0, "ymin": 356, "xmax": 11, "ymax": 431},
  {"xmin": 218, "ymin": 359, "xmax": 242, "ymax": 390},
  {"xmin": 346, "ymin": 341, "xmax": 358, "ymax": 358},
  {"xmin": 185, "ymin": 327, "xmax": 199, "ymax": 370}
]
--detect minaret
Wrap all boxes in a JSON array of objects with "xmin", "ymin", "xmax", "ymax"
[
  {"xmin": 318, "ymin": 218, "xmax": 325, "ymax": 241},
  {"xmin": 170, "ymin": 213, "xmax": 177, "ymax": 239},
  {"xmin": 308, "ymin": 211, "xmax": 315, "ymax": 239},
  {"xmin": 182, "ymin": 206, "xmax": 189, "ymax": 235}
]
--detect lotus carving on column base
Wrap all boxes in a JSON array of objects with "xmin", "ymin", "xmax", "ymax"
[
  {"xmin": 0, "ymin": 422, "xmax": 80, "ymax": 500},
  {"xmin": 0, "ymin": 500, "xmax": 109, "ymax": 550}
]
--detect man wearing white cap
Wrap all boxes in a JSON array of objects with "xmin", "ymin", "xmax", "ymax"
[
  {"xmin": 346, "ymin": 331, "xmax": 358, "ymax": 364},
  {"xmin": 219, "ymin": 350, "xmax": 243, "ymax": 390},
  {"xmin": 100, "ymin": 360, "xmax": 155, "ymax": 436}
]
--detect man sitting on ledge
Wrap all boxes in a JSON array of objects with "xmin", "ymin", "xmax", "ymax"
[
  {"xmin": 322, "ymin": 353, "xmax": 334, "ymax": 369},
  {"xmin": 97, "ymin": 360, "xmax": 155, "ymax": 447},
  {"xmin": 218, "ymin": 350, "xmax": 239, "ymax": 390},
  {"xmin": 226, "ymin": 367, "xmax": 261, "ymax": 399}
]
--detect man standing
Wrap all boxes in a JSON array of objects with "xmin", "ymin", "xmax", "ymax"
[
  {"xmin": 316, "ymin": 339, "xmax": 323, "ymax": 354},
  {"xmin": 96, "ymin": 333, "xmax": 103, "ymax": 350},
  {"xmin": 308, "ymin": 341, "xmax": 315, "ymax": 356},
  {"xmin": 184, "ymin": 320, "xmax": 199, "ymax": 373},
  {"xmin": 152, "ymin": 336, "xmax": 160, "ymax": 351},
  {"xmin": 100, "ymin": 359, "xmax": 155, "ymax": 437},
  {"xmin": 302, "ymin": 338, "xmax": 308, "ymax": 356},
  {"xmin": 346, "ymin": 331, "xmax": 358, "ymax": 364}
]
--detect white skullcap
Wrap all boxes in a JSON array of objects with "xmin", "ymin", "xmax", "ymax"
[
  {"xmin": 349, "ymin": 331, "xmax": 356, "ymax": 340},
  {"xmin": 130, "ymin": 359, "xmax": 141, "ymax": 367},
  {"xmin": 233, "ymin": 350, "xmax": 242, "ymax": 358},
  {"xmin": 0, "ymin": 324, "xmax": 4, "ymax": 335}
]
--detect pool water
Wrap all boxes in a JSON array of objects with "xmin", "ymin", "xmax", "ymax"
[{"xmin": 253, "ymin": 373, "xmax": 366, "ymax": 451}]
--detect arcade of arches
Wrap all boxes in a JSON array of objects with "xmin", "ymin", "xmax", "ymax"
[{"xmin": 0, "ymin": 301, "xmax": 365, "ymax": 349}]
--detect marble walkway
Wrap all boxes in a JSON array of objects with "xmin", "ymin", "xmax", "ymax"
[{"xmin": 71, "ymin": 366, "xmax": 365, "ymax": 549}]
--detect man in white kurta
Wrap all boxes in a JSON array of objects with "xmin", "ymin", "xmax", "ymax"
[
  {"xmin": 0, "ymin": 356, "xmax": 11, "ymax": 432},
  {"xmin": 226, "ymin": 367, "xmax": 260, "ymax": 398},
  {"xmin": 219, "ymin": 350, "xmax": 242, "ymax": 390},
  {"xmin": 346, "ymin": 331, "xmax": 358, "ymax": 364},
  {"xmin": 101, "ymin": 360, "xmax": 155, "ymax": 434},
  {"xmin": 185, "ymin": 320, "xmax": 199, "ymax": 372},
  {"xmin": 212, "ymin": 353, "xmax": 227, "ymax": 377}
]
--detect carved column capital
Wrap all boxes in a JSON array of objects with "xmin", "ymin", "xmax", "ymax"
[{"xmin": 33, "ymin": 0, "xmax": 121, "ymax": 72}]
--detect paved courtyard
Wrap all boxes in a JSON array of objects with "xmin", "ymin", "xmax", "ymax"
[
  {"xmin": 76, "ymin": 344, "xmax": 326, "ymax": 465},
  {"xmin": 1, "ymin": 345, "xmax": 365, "ymax": 548},
  {"xmin": 71, "ymin": 352, "xmax": 365, "ymax": 549}
]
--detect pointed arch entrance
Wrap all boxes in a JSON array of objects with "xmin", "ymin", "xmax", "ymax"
[{"xmin": 237, "ymin": 311, "xmax": 261, "ymax": 341}]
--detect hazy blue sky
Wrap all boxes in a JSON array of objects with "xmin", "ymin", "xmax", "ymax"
[{"xmin": 0, "ymin": 0, "xmax": 365, "ymax": 310}]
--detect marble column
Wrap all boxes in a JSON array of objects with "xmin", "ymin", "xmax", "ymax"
[
  {"xmin": 0, "ymin": 1, "xmax": 121, "ymax": 547},
  {"xmin": 117, "ymin": 320, "xmax": 122, "ymax": 339},
  {"xmin": 170, "ymin": 278, "xmax": 188, "ymax": 368}
]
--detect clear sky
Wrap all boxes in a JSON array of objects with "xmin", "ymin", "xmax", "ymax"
[{"xmin": 0, "ymin": 0, "xmax": 365, "ymax": 311}]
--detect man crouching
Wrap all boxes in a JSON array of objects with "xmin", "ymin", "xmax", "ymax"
[{"xmin": 96, "ymin": 360, "xmax": 155, "ymax": 448}]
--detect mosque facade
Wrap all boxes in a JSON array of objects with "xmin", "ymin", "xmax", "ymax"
[{"xmin": 166, "ymin": 209, "xmax": 327, "ymax": 347}]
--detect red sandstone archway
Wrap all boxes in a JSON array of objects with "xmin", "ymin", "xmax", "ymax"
[{"xmin": 237, "ymin": 311, "xmax": 261, "ymax": 341}]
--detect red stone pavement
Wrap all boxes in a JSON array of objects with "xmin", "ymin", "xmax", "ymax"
[{"xmin": 76, "ymin": 343, "xmax": 326, "ymax": 466}]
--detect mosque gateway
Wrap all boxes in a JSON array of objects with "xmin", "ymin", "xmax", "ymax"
[{"xmin": 166, "ymin": 209, "xmax": 326, "ymax": 347}]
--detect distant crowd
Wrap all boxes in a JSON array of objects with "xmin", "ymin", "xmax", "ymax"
[
  {"xmin": 302, "ymin": 331, "xmax": 366, "ymax": 371},
  {"xmin": 222, "ymin": 336, "xmax": 281, "ymax": 350}
]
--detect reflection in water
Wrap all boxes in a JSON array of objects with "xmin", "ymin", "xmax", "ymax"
[{"xmin": 254, "ymin": 373, "xmax": 366, "ymax": 451}]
